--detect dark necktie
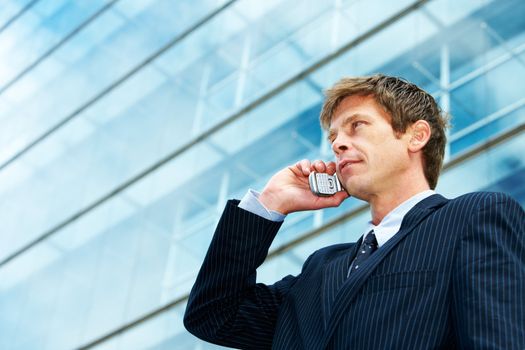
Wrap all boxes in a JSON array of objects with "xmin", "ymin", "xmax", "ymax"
[{"xmin": 348, "ymin": 230, "xmax": 378, "ymax": 276}]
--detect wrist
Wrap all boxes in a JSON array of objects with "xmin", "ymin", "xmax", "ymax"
[{"xmin": 259, "ymin": 189, "xmax": 289, "ymax": 215}]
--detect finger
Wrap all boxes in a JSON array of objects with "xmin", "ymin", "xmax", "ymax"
[
  {"xmin": 327, "ymin": 191, "xmax": 350, "ymax": 207},
  {"xmin": 296, "ymin": 159, "xmax": 311, "ymax": 176},
  {"xmin": 326, "ymin": 161, "xmax": 336, "ymax": 175},
  {"xmin": 301, "ymin": 159, "xmax": 312, "ymax": 176},
  {"xmin": 312, "ymin": 160, "xmax": 326, "ymax": 173}
]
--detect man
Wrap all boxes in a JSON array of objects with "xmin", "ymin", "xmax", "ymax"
[{"xmin": 184, "ymin": 75, "xmax": 525, "ymax": 349}]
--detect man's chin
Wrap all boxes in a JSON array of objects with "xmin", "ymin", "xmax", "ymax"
[
  {"xmin": 342, "ymin": 180, "xmax": 369, "ymax": 201},
  {"xmin": 341, "ymin": 180, "xmax": 357, "ymax": 197}
]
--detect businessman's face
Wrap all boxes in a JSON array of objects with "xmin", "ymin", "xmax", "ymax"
[{"xmin": 328, "ymin": 94, "xmax": 412, "ymax": 202}]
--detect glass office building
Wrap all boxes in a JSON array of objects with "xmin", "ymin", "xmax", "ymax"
[{"xmin": 0, "ymin": 0, "xmax": 524, "ymax": 349}]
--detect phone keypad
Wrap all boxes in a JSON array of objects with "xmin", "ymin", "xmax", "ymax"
[{"xmin": 316, "ymin": 174, "xmax": 337, "ymax": 194}]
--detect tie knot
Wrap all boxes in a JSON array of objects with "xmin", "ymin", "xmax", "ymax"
[{"xmin": 363, "ymin": 230, "xmax": 378, "ymax": 247}]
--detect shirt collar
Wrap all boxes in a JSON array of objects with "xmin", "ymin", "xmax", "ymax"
[{"xmin": 365, "ymin": 190, "xmax": 436, "ymax": 247}]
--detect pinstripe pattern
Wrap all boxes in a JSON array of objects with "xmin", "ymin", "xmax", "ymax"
[{"xmin": 184, "ymin": 192, "xmax": 525, "ymax": 349}]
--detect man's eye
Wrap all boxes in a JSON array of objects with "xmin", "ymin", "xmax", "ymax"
[{"xmin": 352, "ymin": 121, "xmax": 365, "ymax": 129}]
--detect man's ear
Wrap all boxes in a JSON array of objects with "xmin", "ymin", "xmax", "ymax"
[{"xmin": 408, "ymin": 120, "xmax": 431, "ymax": 152}]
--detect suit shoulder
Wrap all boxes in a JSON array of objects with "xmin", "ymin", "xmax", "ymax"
[
  {"xmin": 430, "ymin": 192, "xmax": 523, "ymax": 223},
  {"xmin": 448, "ymin": 191, "xmax": 520, "ymax": 208},
  {"xmin": 317, "ymin": 242, "xmax": 353, "ymax": 254},
  {"xmin": 308, "ymin": 242, "xmax": 354, "ymax": 262}
]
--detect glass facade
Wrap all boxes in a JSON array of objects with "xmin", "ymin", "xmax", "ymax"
[{"xmin": 0, "ymin": 0, "xmax": 523, "ymax": 349}]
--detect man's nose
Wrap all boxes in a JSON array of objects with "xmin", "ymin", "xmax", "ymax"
[{"xmin": 331, "ymin": 137, "xmax": 349, "ymax": 155}]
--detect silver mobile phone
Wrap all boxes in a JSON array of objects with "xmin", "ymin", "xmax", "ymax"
[{"xmin": 308, "ymin": 172, "xmax": 343, "ymax": 196}]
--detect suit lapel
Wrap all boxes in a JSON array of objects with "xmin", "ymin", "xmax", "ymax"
[
  {"xmin": 322, "ymin": 194, "xmax": 448, "ymax": 345},
  {"xmin": 321, "ymin": 239, "xmax": 361, "ymax": 330}
]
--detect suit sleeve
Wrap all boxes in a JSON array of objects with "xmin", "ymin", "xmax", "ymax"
[
  {"xmin": 183, "ymin": 200, "xmax": 309, "ymax": 349},
  {"xmin": 452, "ymin": 193, "xmax": 525, "ymax": 349}
]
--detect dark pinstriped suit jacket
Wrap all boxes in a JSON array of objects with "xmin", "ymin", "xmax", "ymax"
[{"xmin": 184, "ymin": 192, "xmax": 525, "ymax": 349}]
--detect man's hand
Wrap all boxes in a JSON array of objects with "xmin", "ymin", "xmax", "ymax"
[{"xmin": 258, "ymin": 159, "xmax": 349, "ymax": 215}]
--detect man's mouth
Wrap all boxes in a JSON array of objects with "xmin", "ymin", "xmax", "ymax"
[{"xmin": 338, "ymin": 159, "xmax": 362, "ymax": 171}]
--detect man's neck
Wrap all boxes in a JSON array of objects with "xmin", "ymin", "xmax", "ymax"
[{"xmin": 369, "ymin": 183, "xmax": 431, "ymax": 225}]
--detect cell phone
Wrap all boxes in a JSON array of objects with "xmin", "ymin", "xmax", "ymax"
[{"xmin": 308, "ymin": 172, "xmax": 343, "ymax": 197}]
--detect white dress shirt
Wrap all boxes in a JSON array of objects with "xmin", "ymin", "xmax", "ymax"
[
  {"xmin": 364, "ymin": 189, "xmax": 435, "ymax": 247},
  {"xmin": 238, "ymin": 189, "xmax": 436, "ymax": 248}
]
